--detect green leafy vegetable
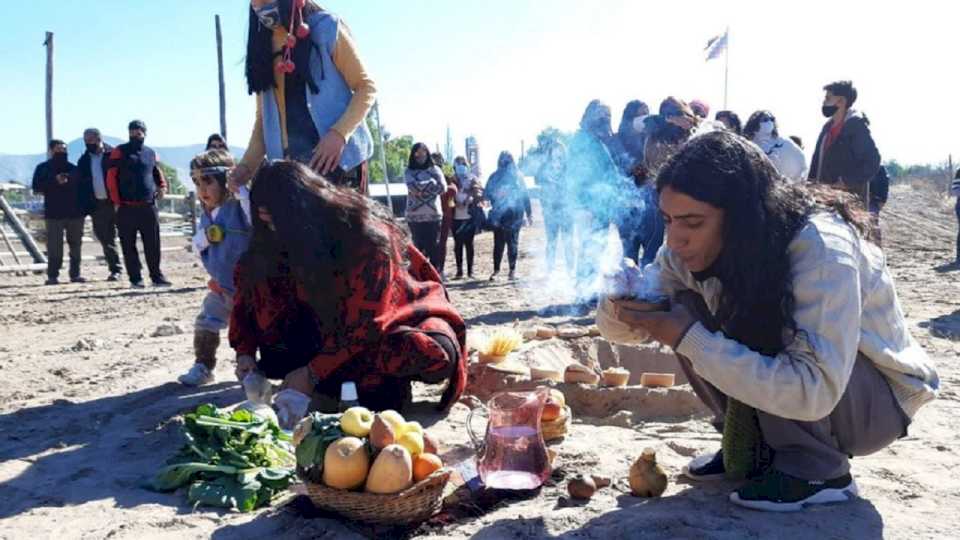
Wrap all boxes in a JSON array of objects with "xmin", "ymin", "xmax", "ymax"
[
  {"xmin": 147, "ymin": 403, "xmax": 296, "ymax": 512},
  {"xmin": 293, "ymin": 413, "xmax": 343, "ymax": 482}
]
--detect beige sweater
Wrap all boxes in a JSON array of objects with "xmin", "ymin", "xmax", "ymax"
[{"xmin": 597, "ymin": 212, "xmax": 939, "ymax": 421}]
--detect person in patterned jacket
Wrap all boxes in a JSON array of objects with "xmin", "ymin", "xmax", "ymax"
[{"xmin": 230, "ymin": 160, "xmax": 466, "ymax": 413}]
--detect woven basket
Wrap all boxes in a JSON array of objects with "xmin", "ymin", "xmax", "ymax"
[
  {"xmin": 541, "ymin": 406, "xmax": 572, "ymax": 442},
  {"xmin": 304, "ymin": 468, "xmax": 451, "ymax": 525}
]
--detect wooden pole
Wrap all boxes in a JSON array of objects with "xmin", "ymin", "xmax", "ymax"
[
  {"xmin": 44, "ymin": 32, "xmax": 54, "ymax": 147},
  {"xmin": 0, "ymin": 194, "xmax": 46, "ymax": 264},
  {"xmin": 215, "ymin": 15, "xmax": 227, "ymax": 140},
  {"xmin": 0, "ymin": 223, "xmax": 22, "ymax": 264}
]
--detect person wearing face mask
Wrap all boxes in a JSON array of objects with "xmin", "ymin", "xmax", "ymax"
[
  {"xmin": 229, "ymin": 0, "xmax": 376, "ymax": 196},
  {"xmin": 404, "ymin": 143, "xmax": 445, "ymax": 268},
  {"xmin": 32, "ymin": 139, "xmax": 83, "ymax": 285},
  {"xmin": 450, "ymin": 156, "xmax": 481, "ymax": 279},
  {"xmin": 598, "ymin": 131, "xmax": 938, "ymax": 512},
  {"xmin": 744, "ymin": 111, "xmax": 807, "ymax": 182},
  {"xmin": 75, "ymin": 128, "xmax": 122, "ymax": 281},
  {"xmin": 486, "ymin": 151, "xmax": 532, "ymax": 281},
  {"xmin": 106, "ymin": 120, "xmax": 171, "ymax": 288},
  {"xmin": 808, "ymin": 80, "xmax": 881, "ymax": 207}
]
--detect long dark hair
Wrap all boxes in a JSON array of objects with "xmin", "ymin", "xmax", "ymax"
[
  {"xmin": 239, "ymin": 160, "xmax": 408, "ymax": 328},
  {"xmin": 743, "ymin": 110, "xmax": 778, "ymax": 140},
  {"xmin": 245, "ymin": 0, "xmax": 323, "ymax": 95},
  {"xmin": 656, "ymin": 131, "xmax": 870, "ymax": 354},
  {"xmin": 407, "ymin": 142, "xmax": 434, "ymax": 170}
]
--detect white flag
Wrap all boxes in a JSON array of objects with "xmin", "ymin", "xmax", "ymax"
[{"xmin": 704, "ymin": 31, "xmax": 728, "ymax": 61}]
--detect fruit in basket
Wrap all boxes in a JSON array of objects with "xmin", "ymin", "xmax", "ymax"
[
  {"xmin": 379, "ymin": 409, "xmax": 406, "ymax": 431},
  {"xmin": 322, "ymin": 437, "xmax": 370, "ymax": 490},
  {"xmin": 399, "ymin": 420, "xmax": 424, "ymax": 436},
  {"xmin": 366, "ymin": 444, "xmax": 414, "ymax": 494},
  {"xmin": 369, "ymin": 414, "xmax": 396, "ymax": 450},
  {"xmin": 341, "ymin": 406, "xmax": 374, "ymax": 438},
  {"xmin": 397, "ymin": 430, "xmax": 425, "ymax": 456},
  {"xmin": 412, "ymin": 453, "xmax": 443, "ymax": 481}
]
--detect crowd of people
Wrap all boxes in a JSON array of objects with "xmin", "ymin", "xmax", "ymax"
[{"xmin": 25, "ymin": 0, "xmax": 949, "ymax": 515}]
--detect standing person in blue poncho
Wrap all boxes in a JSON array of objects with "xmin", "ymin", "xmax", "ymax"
[
  {"xmin": 566, "ymin": 100, "xmax": 625, "ymax": 303},
  {"xmin": 404, "ymin": 143, "xmax": 445, "ymax": 267},
  {"xmin": 230, "ymin": 0, "xmax": 376, "ymax": 194},
  {"xmin": 486, "ymin": 151, "xmax": 532, "ymax": 281},
  {"xmin": 179, "ymin": 150, "xmax": 252, "ymax": 386}
]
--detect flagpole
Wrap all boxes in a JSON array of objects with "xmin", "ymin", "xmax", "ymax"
[{"xmin": 723, "ymin": 26, "xmax": 730, "ymax": 109}]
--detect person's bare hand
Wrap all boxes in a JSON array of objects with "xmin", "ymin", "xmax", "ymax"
[
  {"xmin": 235, "ymin": 354, "xmax": 257, "ymax": 381},
  {"xmin": 228, "ymin": 164, "xmax": 252, "ymax": 193},
  {"xmin": 309, "ymin": 131, "xmax": 347, "ymax": 175},
  {"xmin": 612, "ymin": 300, "xmax": 696, "ymax": 349},
  {"xmin": 280, "ymin": 366, "xmax": 315, "ymax": 396}
]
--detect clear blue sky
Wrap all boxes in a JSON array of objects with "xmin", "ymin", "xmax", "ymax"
[{"xmin": 2, "ymin": 1, "xmax": 957, "ymax": 175}]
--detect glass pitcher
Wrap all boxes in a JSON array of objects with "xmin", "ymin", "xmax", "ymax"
[{"xmin": 467, "ymin": 388, "xmax": 551, "ymax": 490}]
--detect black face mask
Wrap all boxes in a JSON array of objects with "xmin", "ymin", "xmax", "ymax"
[
  {"xmin": 86, "ymin": 143, "xmax": 100, "ymax": 154},
  {"xmin": 52, "ymin": 152, "xmax": 68, "ymax": 164},
  {"xmin": 129, "ymin": 137, "xmax": 145, "ymax": 150},
  {"xmin": 822, "ymin": 105, "xmax": 839, "ymax": 118}
]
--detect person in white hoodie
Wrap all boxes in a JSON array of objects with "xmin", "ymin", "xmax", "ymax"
[
  {"xmin": 744, "ymin": 110, "xmax": 807, "ymax": 182},
  {"xmin": 597, "ymin": 131, "xmax": 938, "ymax": 512}
]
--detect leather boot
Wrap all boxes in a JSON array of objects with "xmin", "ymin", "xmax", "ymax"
[{"xmin": 194, "ymin": 330, "xmax": 220, "ymax": 370}]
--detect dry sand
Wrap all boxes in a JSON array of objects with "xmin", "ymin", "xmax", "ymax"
[{"xmin": 1, "ymin": 183, "xmax": 958, "ymax": 539}]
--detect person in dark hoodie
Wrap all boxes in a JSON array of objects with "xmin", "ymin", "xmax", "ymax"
[
  {"xmin": 106, "ymin": 120, "xmax": 171, "ymax": 288},
  {"xmin": 808, "ymin": 80, "xmax": 881, "ymax": 207},
  {"xmin": 76, "ymin": 128, "xmax": 122, "ymax": 281},
  {"xmin": 616, "ymin": 100, "xmax": 651, "ymax": 169},
  {"xmin": 486, "ymin": 151, "xmax": 532, "ymax": 281},
  {"xmin": 32, "ymin": 139, "xmax": 83, "ymax": 285}
]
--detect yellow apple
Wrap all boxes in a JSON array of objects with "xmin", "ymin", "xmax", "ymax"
[
  {"xmin": 379, "ymin": 410, "xmax": 406, "ymax": 431},
  {"xmin": 340, "ymin": 406, "xmax": 374, "ymax": 438},
  {"xmin": 397, "ymin": 430, "xmax": 425, "ymax": 456}
]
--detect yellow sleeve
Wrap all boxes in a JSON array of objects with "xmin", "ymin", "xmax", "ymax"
[
  {"xmin": 240, "ymin": 95, "xmax": 267, "ymax": 172},
  {"xmin": 329, "ymin": 22, "xmax": 377, "ymax": 141}
]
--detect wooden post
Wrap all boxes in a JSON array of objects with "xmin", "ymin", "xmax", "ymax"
[
  {"xmin": 187, "ymin": 191, "xmax": 198, "ymax": 237},
  {"xmin": 215, "ymin": 15, "xmax": 227, "ymax": 140},
  {"xmin": 0, "ymin": 194, "xmax": 46, "ymax": 264},
  {"xmin": 44, "ymin": 32, "xmax": 53, "ymax": 147},
  {"xmin": 372, "ymin": 102, "xmax": 395, "ymax": 216}
]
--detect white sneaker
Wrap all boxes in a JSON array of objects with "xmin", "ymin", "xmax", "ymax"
[{"xmin": 178, "ymin": 363, "xmax": 215, "ymax": 386}]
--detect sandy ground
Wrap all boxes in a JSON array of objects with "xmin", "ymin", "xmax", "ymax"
[{"xmin": 1, "ymin": 183, "xmax": 958, "ymax": 540}]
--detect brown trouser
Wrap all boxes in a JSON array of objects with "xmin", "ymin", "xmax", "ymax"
[{"xmin": 675, "ymin": 291, "xmax": 910, "ymax": 480}]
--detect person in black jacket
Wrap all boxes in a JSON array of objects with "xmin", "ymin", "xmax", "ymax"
[
  {"xmin": 106, "ymin": 120, "xmax": 171, "ymax": 288},
  {"xmin": 75, "ymin": 128, "xmax": 122, "ymax": 281},
  {"xmin": 32, "ymin": 139, "xmax": 84, "ymax": 285},
  {"xmin": 808, "ymin": 80, "xmax": 881, "ymax": 207}
]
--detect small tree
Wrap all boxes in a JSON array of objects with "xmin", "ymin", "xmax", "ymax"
[{"xmin": 159, "ymin": 162, "xmax": 186, "ymax": 195}]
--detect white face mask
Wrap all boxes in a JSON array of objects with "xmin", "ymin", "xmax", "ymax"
[
  {"xmin": 632, "ymin": 115, "xmax": 649, "ymax": 132},
  {"xmin": 758, "ymin": 120, "xmax": 776, "ymax": 136}
]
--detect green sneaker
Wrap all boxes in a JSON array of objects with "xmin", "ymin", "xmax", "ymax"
[{"xmin": 730, "ymin": 469, "xmax": 858, "ymax": 512}]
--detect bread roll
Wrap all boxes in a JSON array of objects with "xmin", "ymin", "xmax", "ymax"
[{"xmin": 564, "ymin": 364, "xmax": 600, "ymax": 385}]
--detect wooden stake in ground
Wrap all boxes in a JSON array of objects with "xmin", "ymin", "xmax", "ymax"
[
  {"xmin": 44, "ymin": 31, "xmax": 53, "ymax": 147},
  {"xmin": 215, "ymin": 15, "xmax": 227, "ymax": 141}
]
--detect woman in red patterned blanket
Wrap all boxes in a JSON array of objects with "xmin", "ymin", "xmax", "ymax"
[{"xmin": 229, "ymin": 160, "xmax": 467, "ymax": 414}]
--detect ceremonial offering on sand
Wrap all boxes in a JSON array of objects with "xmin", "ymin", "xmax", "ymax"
[
  {"xmin": 477, "ymin": 328, "xmax": 524, "ymax": 365},
  {"xmin": 468, "ymin": 388, "xmax": 553, "ymax": 490},
  {"xmin": 147, "ymin": 404, "xmax": 296, "ymax": 512},
  {"xmin": 295, "ymin": 408, "xmax": 450, "ymax": 525}
]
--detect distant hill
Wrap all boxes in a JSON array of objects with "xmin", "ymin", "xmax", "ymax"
[{"xmin": 0, "ymin": 136, "xmax": 245, "ymax": 191}]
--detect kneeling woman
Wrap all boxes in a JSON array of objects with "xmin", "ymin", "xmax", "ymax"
[
  {"xmin": 598, "ymin": 131, "xmax": 939, "ymax": 511},
  {"xmin": 229, "ymin": 161, "xmax": 467, "ymax": 413}
]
